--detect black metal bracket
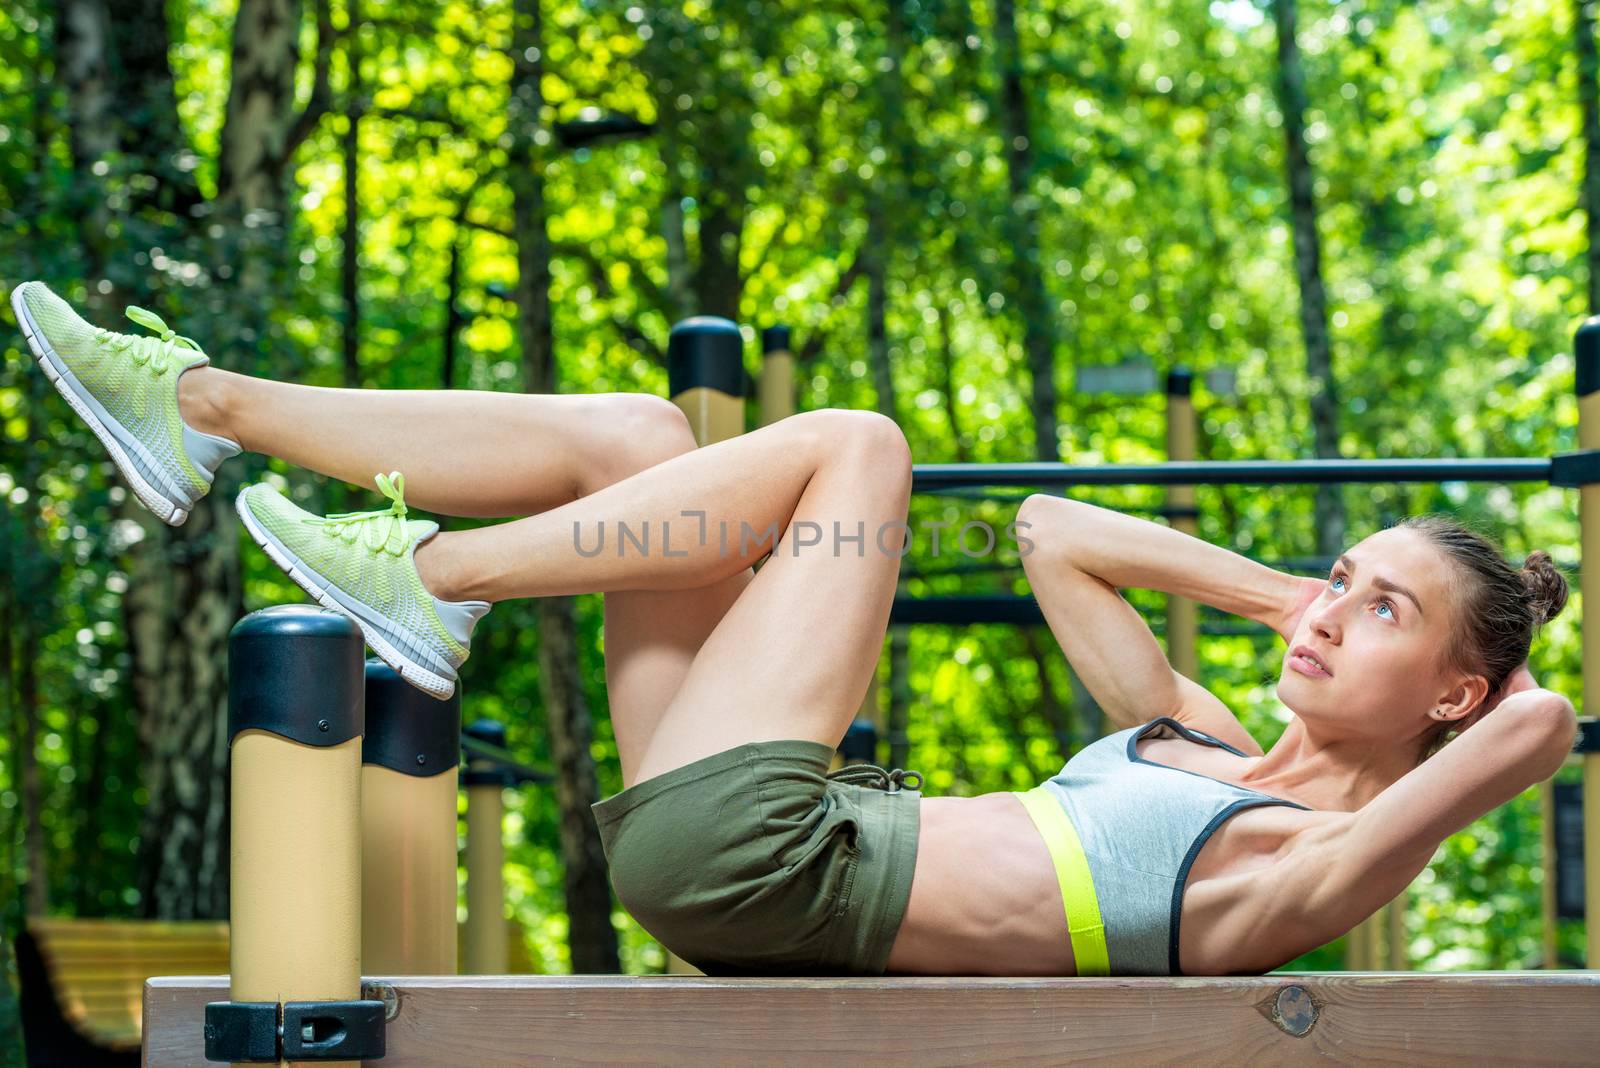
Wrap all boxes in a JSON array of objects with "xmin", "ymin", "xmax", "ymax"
[
  {"xmin": 1575, "ymin": 718, "xmax": 1600, "ymax": 755},
  {"xmin": 1548, "ymin": 449, "xmax": 1600, "ymax": 488},
  {"xmin": 204, "ymin": 999, "xmax": 386, "ymax": 1062}
]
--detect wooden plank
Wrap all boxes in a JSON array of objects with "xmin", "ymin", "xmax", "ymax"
[{"xmin": 144, "ymin": 972, "xmax": 1600, "ymax": 1067}]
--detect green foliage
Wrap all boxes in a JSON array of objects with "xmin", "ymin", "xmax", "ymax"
[{"xmin": 0, "ymin": 0, "xmax": 1590, "ymax": 979}]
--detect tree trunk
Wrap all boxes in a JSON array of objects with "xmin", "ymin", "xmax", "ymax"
[
  {"xmin": 15, "ymin": 377, "xmax": 55, "ymax": 920},
  {"xmin": 936, "ymin": 302, "xmax": 970, "ymax": 463},
  {"xmin": 17, "ymin": 624, "xmax": 47, "ymax": 920},
  {"xmin": 1272, "ymin": 0, "xmax": 1346, "ymax": 556},
  {"xmin": 0, "ymin": 564, "xmax": 13, "ymax": 915},
  {"xmin": 865, "ymin": 216, "xmax": 897, "ymax": 420},
  {"xmin": 509, "ymin": 0, "xmax": 621, "ymax": 974},
  {"xmin": 643, "ymin": 8, "xmax": 750, "ymax": 322},
  {"xmin": 126, "ymin": 505, "xmax": 237, "ymax": 919},
  {"xmin": 56, "ymin": 0, "xmax": 116, "ymax": 280},
  {"xmin": 534, "ymin": 599, "xmax": 620, "ymax": 972},
  {"xmin": 218, "ymin": 0, "xmax": 303, "ymax": 219},
  {"xmin": 887, "ymin": 627, "xmax": 911, "ymax": 770},
  {"xmin": 56, "ymin": 0, "xmax": 116, "ymax": 171},
  {"xmin": 73, "ymin": 670, "xmax": 110, "ymax": 914},
  {"xmin": 691, "ymin": 197, "xmax": 744, "ymax": 320},
  {"xmin": 106, "ymin": 0, "xmax": 202, "ymax": 215},
  {"xmin": 443, "ymin": 225, "xmax": 463, "ymax": 389},
  {"xmin": 342, "ymin": 0, "xmax": 362, "ymax": 388},
  {"xmin": 1578, "ymin": 0, "xmax": 1600, "ymax": 313},
  {"xmin": 124, "ymin": 0, "xmax": 310, "ymax": 921},
  {"xmin": 992, "ymin": 0, "xmax": 1059, "ymax": 461},
  {"xmin": 659, "ymin": 136, "xmax": 695, "ymax": 321},
  {"xmin": 865, "ymin": 0, "xmax": 913, "ymax": 424}
]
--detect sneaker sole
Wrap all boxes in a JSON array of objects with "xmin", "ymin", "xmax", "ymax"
[
  {"xmin": 234, "ymin": 488, "xmax": 457, "ymax": 700},
  {"xmin": 11, "ymin": 286, "xmax": 191, "ymax": 526}
]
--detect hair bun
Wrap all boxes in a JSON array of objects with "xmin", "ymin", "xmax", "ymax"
[{"xmin": 1521, "ymin": 551, "xmax": 1569, "ymax": 627}]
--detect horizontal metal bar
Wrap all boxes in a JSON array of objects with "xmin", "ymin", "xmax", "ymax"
[
  {"xmin": 889, "ymin": 595, "xmax": 1268, "ymax": 634},
  {"xmin": 911, "ymin": 455, "xmax": 1585, "ymax": 491},
  {"xmin": 459, "ymin": 734, "xmax": 554, "ymax": 785}
]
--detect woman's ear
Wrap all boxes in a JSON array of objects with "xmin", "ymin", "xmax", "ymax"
[{"xmin": 1432, "ymin": 675, "xmax": 1492, "ymax": 728}]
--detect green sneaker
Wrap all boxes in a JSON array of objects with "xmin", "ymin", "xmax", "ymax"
[
  {"xmin": 10, "ymin": 281, "xmax": 241, "ymax": 525},
  {"xmin": 236, "ymin": 472, "xmax": 490, "ymax": 700}
]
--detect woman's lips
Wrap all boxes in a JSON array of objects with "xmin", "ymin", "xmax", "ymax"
[{"xmin": 1289, "ymin": 654, "xmax": 1331, "ymax": 678}]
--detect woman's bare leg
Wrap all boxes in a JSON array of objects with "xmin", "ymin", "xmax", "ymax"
[
  {"xmin": 178, "ymin": 363, "xmax": 756, "ymax": 780},
  {"xmin": 411, "ymin": 408, "xmax": 913, "ymax": 786},
  {"xmin": 178, "ymin": 365, "xmax": 692, "ymax": 517}
]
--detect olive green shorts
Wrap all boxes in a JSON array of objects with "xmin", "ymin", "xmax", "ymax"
[{"xmin": 592, "ymin": 739, "xmax": 922, "ymax": 976}]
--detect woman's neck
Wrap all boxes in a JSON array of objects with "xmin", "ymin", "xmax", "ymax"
[{"xmin": 1236, "ymin": 716, "xmax": 1416, "ymax": 812}]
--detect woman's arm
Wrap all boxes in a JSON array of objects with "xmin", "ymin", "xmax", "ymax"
[
  {"xmin": 1016, "ymin": 494, "xmax": 1320, "ymax": 741},
  {"xmin": 1267, "ymin": 690, "xmax": 1577, "ymax": 952},
  {"xmin": 1018, "ymin": 494, "xmax": 1320, "ymax": 635}
]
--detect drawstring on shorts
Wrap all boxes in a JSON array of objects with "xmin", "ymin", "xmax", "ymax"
[{"xmin": 826, "ymin": 763, "xmax": 924, "ymax": 792}]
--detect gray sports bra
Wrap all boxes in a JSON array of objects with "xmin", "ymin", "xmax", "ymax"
[{"xmin": 1038, "ymin": 716, "xmax": 1310, "ymax": 975}]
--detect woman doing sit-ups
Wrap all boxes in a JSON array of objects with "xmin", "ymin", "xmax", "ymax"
[{"xmin": 12, "ymin": 281, "xmax": 1578, "ymax": 977}]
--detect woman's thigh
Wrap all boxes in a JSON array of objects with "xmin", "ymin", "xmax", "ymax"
[{"xmin": 630, "ymin": 414, "xmax": 913, "ymax": 785}]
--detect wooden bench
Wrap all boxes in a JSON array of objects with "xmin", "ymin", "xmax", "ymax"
[
  {"xmin": 144, "ymin": 971, "xmax": 1600, "ymax": 1066},
  {"xmin": 17, "ymin": 919, "xmax": 228, "ymax": 1067},
  {"xmin": 16, "ymin": 918, "xmax": 536, "ymax": 1066}
]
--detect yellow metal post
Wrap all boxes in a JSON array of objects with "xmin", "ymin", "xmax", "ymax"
[
  {"xmin": 1577, "ymin": 318, "xmax": 1600, "ymax": 967},
  {"xmin": 670, "ymin": 317, "xmax": 747, "ymax": 446},
  {"xmin": 227, "ymin": 606, "xmax": 366, "ymax": 1067},
  {"xmin": 759, "ymin": 325, "xmax": 796, "ymax": 427},
  {"xmin": 360, "ymin": 660, "xmax": 460, "ymax": 975},
  {"xmin": 462, "ymin": 720, "xmax": 509, "ymax": 975}
]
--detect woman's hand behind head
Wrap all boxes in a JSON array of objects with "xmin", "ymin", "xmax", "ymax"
[
  {"xmin": 1273, "ymin": 575, "xmax": 1327, "ymax": 644},
  {"xmin": 1478, "ymin": 661, "xmax": 1540, "ymax": 718}
]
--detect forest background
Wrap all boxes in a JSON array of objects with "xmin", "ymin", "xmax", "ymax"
[{"xmin": 0, "ymin": 0, "xmax": 1594, "ymax": 1051}]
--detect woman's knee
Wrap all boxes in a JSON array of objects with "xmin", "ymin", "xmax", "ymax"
[
  {"xmin": 788, "ymin": 408, "xmax": 912, "ymax": 478},
  {"xmin": 580, "ymin": 394, "xmax": 698, "ymax": 492}
]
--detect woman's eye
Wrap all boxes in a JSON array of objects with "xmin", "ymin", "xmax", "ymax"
[
  {"xmin": 1329, "ymin": 575, "xmax": 1345, "ymax": 591},
  {"xmin": 1377, "ymin": 601, "xmax": 1395, "ymax": 619}
]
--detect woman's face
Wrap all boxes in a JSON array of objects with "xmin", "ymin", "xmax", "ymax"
[{"xmin": 1276, "ymin": 527, "xmax": 1475, "ymax": 740}]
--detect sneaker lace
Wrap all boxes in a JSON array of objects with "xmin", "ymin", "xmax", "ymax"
[
  {"xmin": 303, "ymin": 471, "xmax": 414, "ymax": 556},
  {"xmin": 95, "ymin": 306, "xmax": 203, "ymax": 375}
]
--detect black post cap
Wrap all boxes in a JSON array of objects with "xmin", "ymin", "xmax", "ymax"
[
  {"xmin": 1577, "ymin": 317, "xmax": 1600, "ymax": 398},
  {"xmin": 462, "ymin": 718, "xmax": 515, "ymax": 788},
  {"xmin": 762, "ymin": 325, "xmax": 791, "ymax": 354},
  {"xmin": 839, "ymin": 719, "xmax": 879, "ymax": 764},
  {"xmin": 463, "ymin": 718, "xmax": 507, "ymax": 749},
  {"xmin": 1167, "ymin": 367, "xmax": 1194, "ymax": 397},
  {"xmin": 228, "ymin": 606, "xmax": 364, "ymax": 747},
  {"xmin": 363, "ymin": 660, "xmax": 462, "ymax": 776},
  {"xmin": 668, "ymin": 316, "xmax": 746, "ymax": 398}
]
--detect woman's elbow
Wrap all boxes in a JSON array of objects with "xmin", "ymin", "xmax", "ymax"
[{"xmin": 1017, "ymin": 493, "xmax": 1086, "ymax": 569}]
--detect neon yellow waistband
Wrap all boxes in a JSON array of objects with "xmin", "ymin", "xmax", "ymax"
[{"xmin": 1013, "ymin": 786, "xmax": 1109, "ymax": 976}]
